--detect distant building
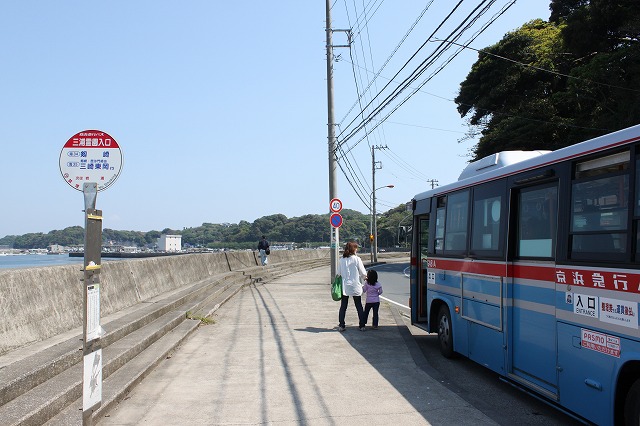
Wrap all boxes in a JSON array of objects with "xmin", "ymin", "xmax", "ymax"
[
  {"xmin": 271, "ymin": 242, "xmax": 297, "ymax": 250},
  {"xmin": 48, "ymin": 244, "xmax": 66, "ymax": 253},
  {"xmin": 158, "ymin": 234, "xmax": 182, "ymax": 252}
]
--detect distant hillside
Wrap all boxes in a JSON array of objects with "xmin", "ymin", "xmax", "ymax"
[{"xmin": 0, "ymin": 205, "xmax": 412, "ymax": 250}]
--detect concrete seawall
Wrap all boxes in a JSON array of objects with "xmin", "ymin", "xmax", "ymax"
[{"xmin": 0, "ymin": 249, "xmax": 329, "ymax": 355}]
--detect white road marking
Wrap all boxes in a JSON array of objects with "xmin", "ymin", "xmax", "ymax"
[{"xmin": 381, "ymin": 295, "xmax": 409, "ymax": 310}]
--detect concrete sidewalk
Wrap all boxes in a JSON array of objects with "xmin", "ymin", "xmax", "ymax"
[{"xmin": 97, "ymin": 266, "xmax": 497, "ymax": 425}]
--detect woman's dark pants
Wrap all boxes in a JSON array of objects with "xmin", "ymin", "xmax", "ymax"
[{"xmin": 339, "ymin": 295, "xmax": 364, "ymax": 328}]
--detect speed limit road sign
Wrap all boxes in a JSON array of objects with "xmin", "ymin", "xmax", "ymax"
[{"xmin": 330, "ymin": 198, "xmax": 343, "ymax": 213}]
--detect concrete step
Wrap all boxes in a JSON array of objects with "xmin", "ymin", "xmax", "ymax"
[
  {"xmin": 45, "ymin": 320, "xmax": 200, "ymax": 426},
  {"xmin": 47, "ymin": 270, "xmax": 295, "ymax": 425},
  {"xmin": 1, "ymin": 298, "xmax": 230, "ymax": 425},
  {"xmin": 0, "ymin": 271, "xmax": 243, "ymax": 409},
  {"xmin": 191, "ymin": 277, "xmax": 254, "ymax": 319},
  {"xmin": 243, "ymin": 259, "xmax": 328, "ymax": 284},
  {"xmin": 0, "ymin": 260, "xmax": 328, "ymax": 425}
]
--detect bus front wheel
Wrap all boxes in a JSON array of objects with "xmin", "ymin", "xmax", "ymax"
[
  {"xmin": 437, "ymin": 305, "xmax": 454, "ymax": 358},
  {"xmin": 624, "ymin": 379, "xmax": 640, "ymax": 425}
]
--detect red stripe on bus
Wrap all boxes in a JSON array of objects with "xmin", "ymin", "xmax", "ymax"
[{"xmin": 427, "ymin": 258, "xmax": 640, "ymax": 294}]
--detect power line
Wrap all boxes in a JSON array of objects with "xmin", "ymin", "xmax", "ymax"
[
  {"xmin": 380, "ymin": 119, "xmax": 466, "ymax": 134},
  {"xmin": 336, "ymin": 144, "xmax": 372, "ymax": 209},
  {"xmin": 432, "ymin": 38, "xmax": 640, "ymax": 94},
  {"xmin": 338, "ymin": 0, "xmax": 435, "ymax": 127},
  {"xmin": 338, "ymin": 1, "xmax": 517, "ymax": 156},
  {"xmin": 350, "ymin": 0, "xmax": 386, "ymax": 41},
  {"xmin": 338, "ymin": 1, "xmax": 464, "ymax": 205},
  {"xmin": 381, "ymin": 147, "xmax": 433, "ymax": 182},
  {"xmin": 336, "ymin": 0, "xmax": 468, "ymax": 143},
  {"xmin": 344, "ymin": 59, "xmax": 612, "ymax": 134},
  {"xmin": 343, "ymin": 0, "xmax": 379, "ymax": 202},
  {"xmin": 337, "ymin": 0, "xmax": 498, "ymax": 147}
]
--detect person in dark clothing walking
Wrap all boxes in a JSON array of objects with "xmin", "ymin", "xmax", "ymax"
[{"xmin": 258, "ymin": 236, "xmax": 270, "ymax": 266}]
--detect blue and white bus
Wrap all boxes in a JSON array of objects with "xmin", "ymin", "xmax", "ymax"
[{"xmin": 410, "ymin": 124, "xmax": 640, "ymax": 425}]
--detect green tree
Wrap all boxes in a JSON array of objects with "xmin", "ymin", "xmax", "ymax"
[
  {"xmin": 456, "ymin": 1, "xmax": 640, "ymax": 159},
  {"xmin": 0, "ymin": 206, "xmax": 412, "ymax": 250},
  {"xmin": 550, "ymin": 0, "xmax": 640, "ymax": 145},
  {"xmin": 0, "ymin": 235, "xmax": 17, "ymax": 247},
  {"xmin": 145, "ymin": 230, "xmax": 162, "ymax": 244},
  {"xmin": 48, "ymin": 226, "xmax": 84, "ymax": 246},
  {"xmin": 455, "ymin": 19, "xmax": 569, "ymax": 160}
]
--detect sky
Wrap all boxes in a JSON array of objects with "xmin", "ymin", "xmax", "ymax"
[{"xmin": 0, "ymin": 1, "xmax": 553, "ymax": 238}]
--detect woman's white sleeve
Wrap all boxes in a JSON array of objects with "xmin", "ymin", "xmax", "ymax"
[{"xmin": 358, "ymin": 257, "xmax": 367, "ymax": 276}]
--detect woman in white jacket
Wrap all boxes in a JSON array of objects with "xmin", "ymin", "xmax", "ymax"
[{"xmin": 337, "ymin": 241, "xmax": 367, "ymax": 331}]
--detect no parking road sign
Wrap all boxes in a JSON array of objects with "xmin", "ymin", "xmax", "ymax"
[{"xmin": 330, "ymin": 213, "xmax": 343, "ymax": 228}]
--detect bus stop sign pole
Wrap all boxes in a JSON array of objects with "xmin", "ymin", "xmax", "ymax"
[
  {"xmin": 59, "ymin": 130, "xmax": 122, "ymax": 425},
  {"xmin": 82, "ymin": 182, "xmax": 103, "ymax": 426}
]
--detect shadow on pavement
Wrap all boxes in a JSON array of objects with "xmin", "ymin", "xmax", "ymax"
[
  {"xmin": 336, "ymin": 304, "xmax": 584, "ymax": 426},
  {"xmin": 294, "ymin": 326, "xmax": 340, "ymax": 333}
]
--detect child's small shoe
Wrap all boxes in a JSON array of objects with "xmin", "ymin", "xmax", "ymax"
[
  {"xmin": 372, "ymin": 326, "xmax": 378, "ymax": 330},
  {"xmin": 338, "ymin": 326, "xmax": 346, "ymax": 332},
  {"xmin": 359, "ymin": 327, "xmax": 366, "ymax": 331}
]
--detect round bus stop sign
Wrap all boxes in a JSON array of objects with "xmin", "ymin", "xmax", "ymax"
[
  {"xmin": 59, "ymin": 130, "xmax": 123, "ymax": 192},
  {"xmin": 330, "ymin": 213, "xmax": 343, "ymax": 228}
]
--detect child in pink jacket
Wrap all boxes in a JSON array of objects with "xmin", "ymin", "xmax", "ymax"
[{"xmin": 362, "ymin": 269, "xmax": 383, "ymax": 329}]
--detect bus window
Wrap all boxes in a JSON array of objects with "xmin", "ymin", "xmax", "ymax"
[
  {"xmin": 471, "ymin": 182, "xmax": 506, "ymax": 256},
  {"xmin": 570, "ymin": 152, "xmax": 629, "ymax": 259},
  {"xmin": 420, "ymin": 218, "xmax": 429, "ymax": 263},
  {"xmin": 472, "ymin": 196, "xmax": 501, "ymax": 250},
  {"xmin": 635, "ymin": 157, "xmax": 640, "ymax": 261},
  {"xmin": 434, "ymin": 197, "xmax": 446, "ymax": 253},
  {"xmin": 517, "ymin": 185, "xmax": 557, "ymax": 258},
  {"xmin": 444, "ymin": 190, "xmax": 469, "ymax": 253}
]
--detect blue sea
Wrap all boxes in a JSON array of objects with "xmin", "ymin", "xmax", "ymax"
[{"xmin": 0, "ymin": 254, "xmax": 85, "ymax": 270}]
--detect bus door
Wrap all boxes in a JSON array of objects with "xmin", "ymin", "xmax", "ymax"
[
  {"xmin": 411, "ymin": 214, "xmax": 429, "ymax": 324},
  {"xmin": 508, "ymin": 182, "xmax": 559, "ymax": 399},
  {"xmin": 411, "ymin": 195, "xmax": 431, "ymax": 326}
]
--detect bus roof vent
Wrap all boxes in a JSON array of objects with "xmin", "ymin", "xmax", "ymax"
[{"xmin": 458, "ymin": 150, "xmax": 551, "ymax": 181}]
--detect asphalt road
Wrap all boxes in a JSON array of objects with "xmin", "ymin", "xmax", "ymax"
[
  {"xmin": 369, "ymin": 261, "xmax": 586, "ymax": 426},
  {"xmin": 369, "ymin": 261, "xmax": 411, "ymax": 308}
]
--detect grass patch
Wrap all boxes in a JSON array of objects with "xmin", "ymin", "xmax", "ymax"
[{"xmin": 186, "ymin": 311, "xmax": 216, "ymax": 325}]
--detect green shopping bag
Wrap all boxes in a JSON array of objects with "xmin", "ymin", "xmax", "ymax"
[{"xmin": 331, "ymin": 275, "xmax": 343, "ymax": 301}]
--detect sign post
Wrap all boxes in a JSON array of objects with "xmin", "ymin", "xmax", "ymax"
[
  {"xmin": 59, "ymin": 130, "xmax": 122, "ymax": 426},
  {"xmin": 330, "ymin": 199, "xmax": 343, "ymax": 273},
  {"xmin": 82, "ymin": 183, "xmax": 102, "ymax": 425}
]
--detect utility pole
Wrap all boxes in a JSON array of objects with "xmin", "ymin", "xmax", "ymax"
[
  {"xmin": 427, "ymin": 179, "xmax": 439, "ymax": 189},
  {"xmin": 326, "ymin": 1, "xmax": 350, "ymax": 279},
  {"xmin": 326, "ymin": 0, "xmax": 337, "ymax": 279},
  {"xmin": 371, "ymin": 145, "xmax": 387, "ymax": 263}
]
